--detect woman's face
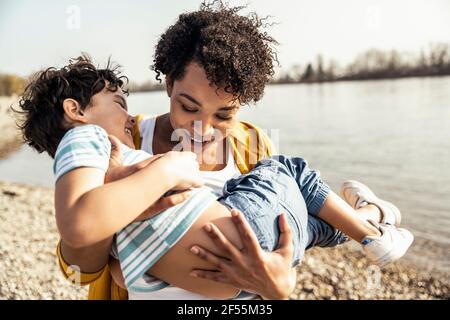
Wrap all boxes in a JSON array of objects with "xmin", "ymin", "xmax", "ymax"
[{"xmin": 166, "ymin": 62, "xmax": 241, "ymax": 155}]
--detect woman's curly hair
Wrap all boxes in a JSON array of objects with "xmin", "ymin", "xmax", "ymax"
[
  {"xmin": 152, "ymin": 0, "xmax": 278, "ymax": 104},
  {"xmin": 15, "ymin": 55, "xmax": 128, "ymax": 158}
]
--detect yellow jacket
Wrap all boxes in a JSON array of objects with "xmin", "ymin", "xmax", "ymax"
[{"xmin": 56, "ymin": 115, "xmax": 275, "ymax": 300}]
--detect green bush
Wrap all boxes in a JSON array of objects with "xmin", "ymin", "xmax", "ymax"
[{"xmin": 0, "ymin": 74, "xmax": 26, "ymax": 96}]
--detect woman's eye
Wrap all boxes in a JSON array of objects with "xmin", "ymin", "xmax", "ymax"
[
  {"xmin": 182, "ymin": 105, "xmax": 198, "ymax": 113},
  {"xmin": 216, "ymin": 114, "xmax": 232, "ymax": 121}
]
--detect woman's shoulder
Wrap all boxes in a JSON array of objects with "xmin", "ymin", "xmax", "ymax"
[
  {"xmin": 229, "ymin": 120, "xmax": 276, "ymax": 173},
  {"xmin": 132, "ymin": 114, "xmax": 158, "ymax": 150},
  {"xmin": 135, "ymin": 114, "xmax": 158, "ymax": 133},
  {"xmin": 232, "ymin": 121, "xmax": 275, "ymax": 151}
]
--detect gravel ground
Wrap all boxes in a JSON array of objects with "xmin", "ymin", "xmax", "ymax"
[
  {"xmin": 0, "ymin": 182, "xmax": 87, "ymax": 299},
  {"xmin": 0, "ymin": 181, "xmax": 448, "ymax": 300}
]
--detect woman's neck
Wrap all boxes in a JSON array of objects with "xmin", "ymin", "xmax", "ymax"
[
  {"xmin": 153, "ymin": 113, "xmax": 228, "ymax": 172},
  {"xmin": 154, "ymin": 113, "xmax": 176, "ymax": 151}
]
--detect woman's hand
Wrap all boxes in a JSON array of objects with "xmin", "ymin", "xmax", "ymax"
[
  {"xmin": 189, "ymin": 209, "xmax": 297, "ymax": 300},
  {"xmin": 105, "ymin": 136, "xmax": 199, "ymax": 220}
]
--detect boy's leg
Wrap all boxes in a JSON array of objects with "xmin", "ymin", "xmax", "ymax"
[
  {"xmin": 318, "ymin": 191, "xmax": 381, "ymax": 242},
  {"xmin": 306, "ymin": 215, "xmax": 348, "ymax": 249},
  {"xmin": 354, "ymin": 204, "xmax": 383, "ymax": 224},
  {"xmin": 268, "ymin": 155, "xmax": 381, "ymax": 242},
  {"xmin": 231, "ymin": 156, "xmax": 413, "ymax": 267}
]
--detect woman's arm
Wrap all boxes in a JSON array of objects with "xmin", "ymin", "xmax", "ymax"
[
  {"xmin": 144, "ymin": 205, "xmax": 295, "ymax": 300},
  {"xmin": 55, "ymin": 151, "xmax": 203, "ymax": 249},
  {"xmin": 189, "ymin": 210, "xmax": 297, "ymax": 299}
]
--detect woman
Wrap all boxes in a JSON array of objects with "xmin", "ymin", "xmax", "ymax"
[{"xmin": 56, "ymin": 2, "xmax": 387, "ymax": 299}]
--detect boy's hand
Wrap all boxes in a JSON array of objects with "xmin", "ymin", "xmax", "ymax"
[
  {"xmin": 107, "ymin": 135, "xmax": 124, "ymax": 172},
  {"xmin": 105, "ymin": 135, "xmax": 191, "ymax": 220},
  {"xmin": 105, "ymin": 135, "xmax": 163, "ymax": 183}
]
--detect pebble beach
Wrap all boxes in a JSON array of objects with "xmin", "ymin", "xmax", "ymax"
[
  {"xmin": 0, "ymin": 97, "xmax": 448, "ymax": 300},
  {"xmin": 0, "ymin": 181, "xmax": 448, "ymax": 300}
]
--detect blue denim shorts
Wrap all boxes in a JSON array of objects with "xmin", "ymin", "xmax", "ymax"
[{"xmin": 219, "ymin": 155, "xmax": 348, "ymax": 266}]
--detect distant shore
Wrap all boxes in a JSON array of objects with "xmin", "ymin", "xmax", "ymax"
[
  {"xmin": 0, "ymin": 96, "xmax": 22, "ymax": 160},
  {"xmin": 0, "ymin": 180, "xmax": 448, "ymax": 300},
  {"xmin": 125, "ymin": 73, "xmax": 450, "ymax": 94}
]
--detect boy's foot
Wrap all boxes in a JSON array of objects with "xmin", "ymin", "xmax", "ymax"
[
  {"xmin": 340, "ymin": 180, "xmax": 402, "ymax": 226},
  {"xmin": 361, "ymin": 221, "xmax": 414, "ymax": 267}
]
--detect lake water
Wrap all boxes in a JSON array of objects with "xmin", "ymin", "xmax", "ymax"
[{"xmin": 1, "ymin": 76, "xmax": 449, "ymax": 273}]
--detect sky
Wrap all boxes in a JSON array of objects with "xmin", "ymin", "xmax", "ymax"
[{"xmin": 0, "ymin": 0, "xmax": 449, "ymax": 83}]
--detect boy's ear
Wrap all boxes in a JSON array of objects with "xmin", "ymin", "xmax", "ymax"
[
  {"xmin": 165, "ymin": 77, "xmax": 173, "ymax": 97},
  {"xmin": 62, "ymin": 98, "xmax": 87, "ymax": 123}
]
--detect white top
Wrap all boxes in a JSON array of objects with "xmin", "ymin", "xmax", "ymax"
[
  {"xmin": 139, "ymin": 115, "xmax": 241, "ymax": 197},
  {"xmin": 130, "ymin": 115, "xmax": 242, "ymax": 300}
]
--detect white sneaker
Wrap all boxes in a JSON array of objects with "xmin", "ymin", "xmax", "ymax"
[
  {"xmin": 341, "ymin": 180, "xmax": 402, "ymax": 226},
  {"xmin": 362, "ymin": 221, "xmax": 414, "ymax": 267}
]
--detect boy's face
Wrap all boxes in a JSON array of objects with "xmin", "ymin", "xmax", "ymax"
[{"xmin": 84, "ymin": 86, "xmax": 135, "ymax": 148}]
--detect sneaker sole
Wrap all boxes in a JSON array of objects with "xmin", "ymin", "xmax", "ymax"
[{"xmin": 372, "ymin": 229, "xmax": 414, "ymax": 267}]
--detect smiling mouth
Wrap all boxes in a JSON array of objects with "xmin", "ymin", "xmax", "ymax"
[
  {"xmin": 125, "ymin": 127, "xmax": 132, "ymax": 136},
  {"xmin": 190, "ymin": 136, "xmax": 215, "ymax": 145}
]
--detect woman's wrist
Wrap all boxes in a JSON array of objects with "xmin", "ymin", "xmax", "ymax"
[{"xmin": 260, "ymin": 267, "xmax": 296, "ymax": 300}]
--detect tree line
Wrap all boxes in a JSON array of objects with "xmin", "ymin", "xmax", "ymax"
[
  {"xmin": 274, "ymin": 43, "xmax": 450, "ymax": 84},
  {"xmin": 1, "ymin": 43, "xmax": 449, "ymax": 96}
]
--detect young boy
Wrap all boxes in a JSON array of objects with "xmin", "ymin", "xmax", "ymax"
[{"xmin": 16, "ymin": 57, "xmax": 413, "ymax": 299}]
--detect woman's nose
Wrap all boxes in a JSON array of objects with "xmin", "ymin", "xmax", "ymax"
[
  {"xmin": 192, "ymin": 122, "xmax": 214, "ymax": 137},
  {"xmin": 202, "ymin": 123, "xmax": 215, "ymax": 136},
  {"xmin": 129, "ymin": 116, "xmax": 136, "ymax": 124}
]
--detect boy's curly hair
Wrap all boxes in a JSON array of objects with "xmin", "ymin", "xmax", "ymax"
[
  {"xmin": 152, "ymin": 0, "xmax": 278, "ymax": 104},
  {"xmin": 15, "ymin": 55, "xmax": 128, "ymax": 158}
]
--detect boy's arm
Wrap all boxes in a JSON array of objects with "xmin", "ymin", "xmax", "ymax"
[
  {"xmin": 58, "ymin": 238, "xmax": 112, "ymax": 277},
  {"xmin": 55, "ymin": 151, "xmax": 203, "ymax": 249},
  {"xmin": 56, "ymin": 151, "xmax": 197, "ymax": 277}
]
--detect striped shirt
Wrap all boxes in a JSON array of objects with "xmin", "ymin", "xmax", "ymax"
[{"xmin": 54, "ymin": 124, "xmax": 150, "ymax": 181}]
